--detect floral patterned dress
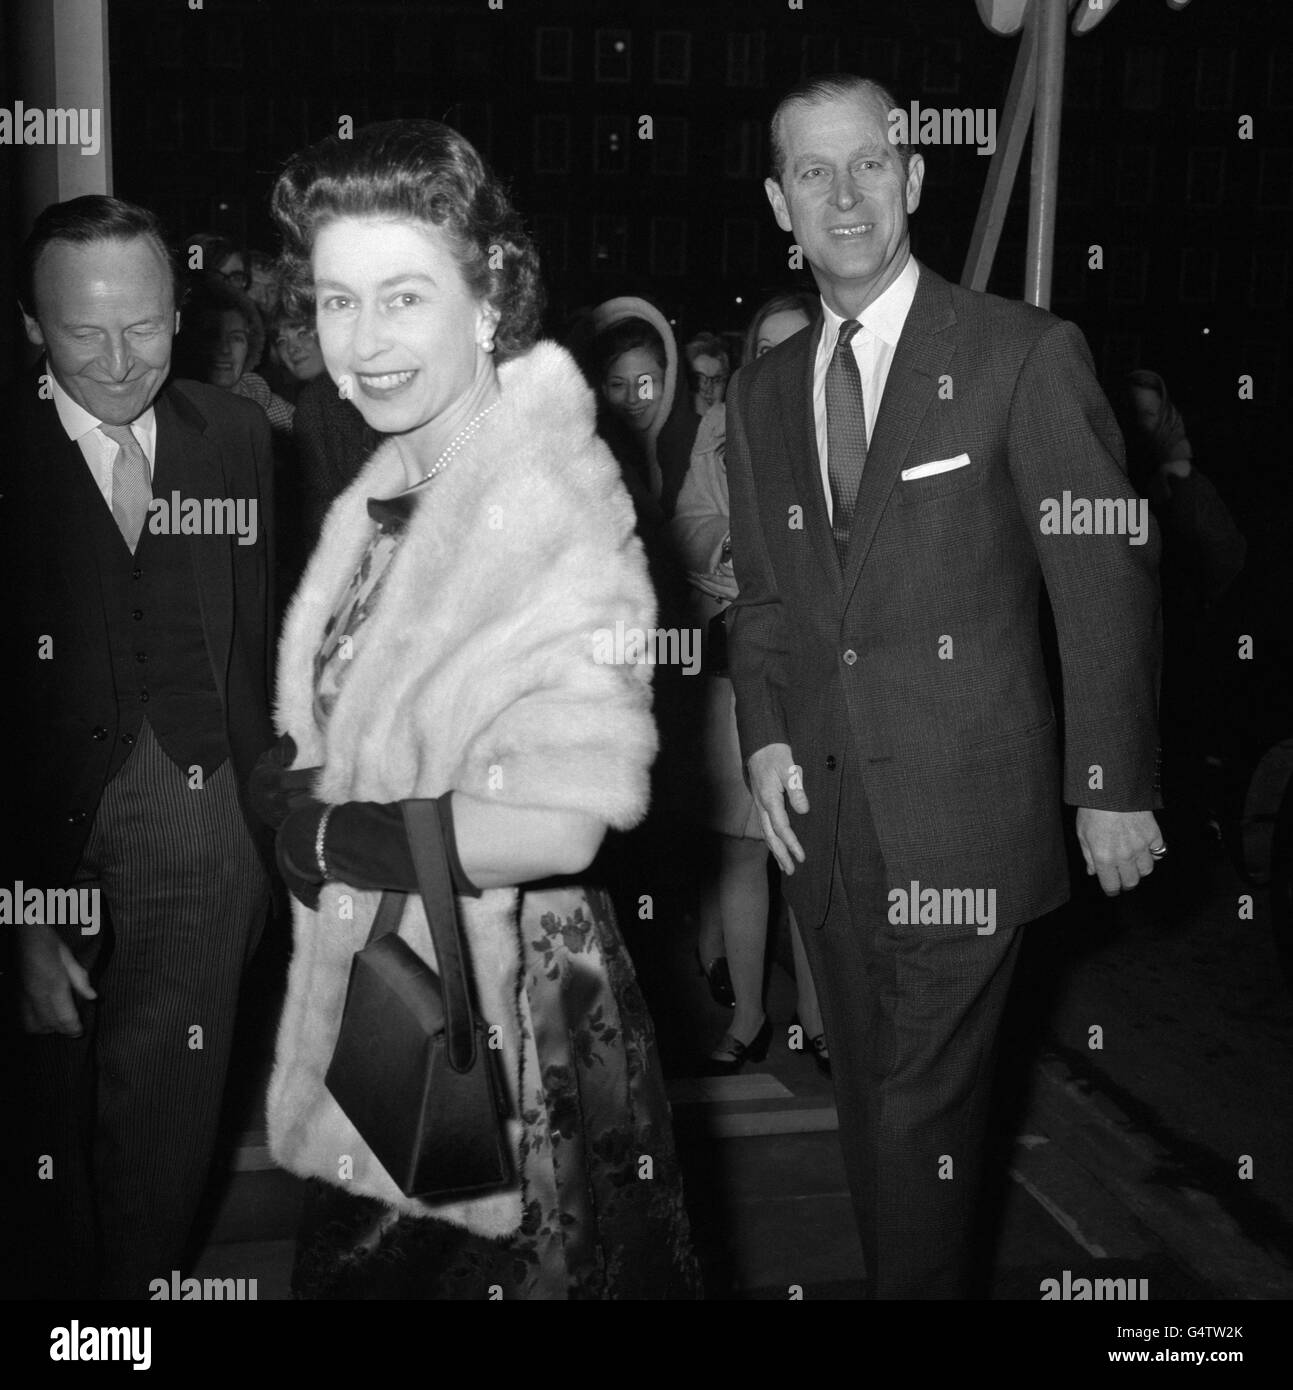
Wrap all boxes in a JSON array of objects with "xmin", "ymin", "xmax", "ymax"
[{"xmin": 292, "ymin": 488, "xmax": 702, "ymax": 1300}]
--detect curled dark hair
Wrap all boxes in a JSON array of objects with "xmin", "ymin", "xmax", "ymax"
[{"xmin": 270, "ymin": 119, "xmax": 543, "ymax": 361}]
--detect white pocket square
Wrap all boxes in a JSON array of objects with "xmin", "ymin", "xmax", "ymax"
[{"xmin": 901, "ymin": 453, "xmax": 972, "ymax": 481}]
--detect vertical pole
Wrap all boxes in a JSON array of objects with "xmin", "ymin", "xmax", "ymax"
[
  {"xmin": 1024, "ymin": 0, "xmax": 1066, "ymax": 308},
  {"xmin": 15, "ymin": 0, "xmax": 112, "ymax": 237}
]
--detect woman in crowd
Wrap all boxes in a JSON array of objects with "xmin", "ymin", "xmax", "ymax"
[
  {"xmin": 672, "ymin": 289, "xmax": 830, "ymax": 1075},
  {"xmin": 683, "ymin": 330, "xmax": 730, "ymax": 419},
  {"xmin": 592, "ymin": 298, "xmax": 700, "ymax": 521},
  {"xmin": 174, "ymin": 272, "xmax": 295, "ymax": 433},
  {"xmin": 255, "ymin": 118, "xmax": 700, "ymax": 1298}
]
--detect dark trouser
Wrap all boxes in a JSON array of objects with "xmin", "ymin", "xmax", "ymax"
[
  {"xmin": 12, "ymin": 720, "xmax": 269, "ymax": 1299},
  {"xmin": 795, "ymin": 766, "xmax": 1024, "ymax": 1300}
]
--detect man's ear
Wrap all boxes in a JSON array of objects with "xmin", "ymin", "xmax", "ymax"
[
  {"xmin": 764, "ymin": 177, "xmax": 794, "ymax": 235},
  {"xmin": 904, "ymin": 152, "xmax": 926, "ymax": 217},
  {"xmin": 20, "ymin": 304, "xmax": 45, "ymax": 350}
]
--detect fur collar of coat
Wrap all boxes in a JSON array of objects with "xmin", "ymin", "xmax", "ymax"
[{"xmin": 267, "ymin": 340, "xmax": 657, "ymax": 1234}]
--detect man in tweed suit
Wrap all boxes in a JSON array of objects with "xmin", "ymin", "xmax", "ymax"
[
  {"xmin": 725, "ymin": 75, "xmax": 1164, "ymax": 1298},
  {"xmin": 0, "ymin": 196, "xmax": 275, "ymax": 1298}
]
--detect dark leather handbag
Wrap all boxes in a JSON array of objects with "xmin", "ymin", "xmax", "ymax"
[{"xmin": 324, "ymin": 800, "xmax": 516, "ymax": 1201}]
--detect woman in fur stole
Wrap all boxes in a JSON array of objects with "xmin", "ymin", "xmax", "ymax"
[{"xmin": 251, "ymin": 120, "xmax": 701, "ymax": 1299}]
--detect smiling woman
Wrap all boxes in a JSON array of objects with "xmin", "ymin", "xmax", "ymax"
[{"xmin": 260, "ymin": 119, "xmax": 701, "ymax": 1299}]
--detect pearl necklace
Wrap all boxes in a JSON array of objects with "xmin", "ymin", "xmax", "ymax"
[{"xmin": 418, "ymin": 398, "xmax": 502, "ymax": 485}]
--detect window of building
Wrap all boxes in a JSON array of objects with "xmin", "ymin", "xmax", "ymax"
[
  {"xmin": 1065, "ymin": 45, "xmax": 1102, "ymax": 109},
  {"xmin": 1258, "ymin": 148, "xmax": 1293, "ymax": 208},
  {"xmin": 1115, "ymin": 145, "xmax": 1154, "ymax": 206},
  {"xmin": 594, "ymin": 115, "xmax": 631, "ymax": 174},
  {"xmin": 534, "ymin": 116, "xmax": 570, "ymax": 175},
  {"xmin": 650, "ymin": 217, "xmax": 687, "ymax": 277},
  {"xmin": 536, "ymin": 27, "xmax": 573, "ymax": 82},
  {"xmin": 722, "ymin": 218, "xmax": 759, "ymax": 279},
  {"xmin": 207, "ymin": 15, "xmax": 243, "ymax": 69},
  {"xmin": 1122, "ymin": 47, "xmax": 1164, "ymax": 111},
  {"xmin": 451, "ymin": 102, "xmax": 493, "ymax": 160},
  {"xmin": 1179, "ymin": 247, "xmax": 1219, "ymax": 303},
  {"xmin": 532, "ymin": 214, "xmax": 568, "ymax": 274},
  {"xmin": 1108, "ymin": 246, "xmax": 1148, "ymax": 304},
  {"xmin": 1270, "ymin": 49, "xmax": 1293, "ymax": 109},
  {"xmin": 653, "ymin": 117, "xmax": 689, "ymax": 175},
  {"xmin": 592, "ymin": 214, "xmax": 630, "ymax": 275},
  {"xmin": 724, "ymin": 119, "xmax": 763, "ymax": 179},
  {"xmin": 596, "ymin": 29, "xmax": 631, "ymax": 83},
  {"xmin": 208, "ymin": 95, "xmax": 246, "ymax": 153},
  {"xmin": 922, "ymin": 37, "xmax": 961, "ymax": 94},
  {"xmin": 654, "ymin": 31, "xmax": 691, "ymax": 85},
  {"xmin": 1250, "ymin": 248, "xmax": 1289, "ymax": 308},
  {"xmin": 800, "ymin": 34, "xmax": 840, "ymax": 78},
  {"xmin": 1195, "ymin": 47, "xmax": 1236, "ymax": 110},
  {"xmin": 726, "ymin": 32, "xmax": 766, "ymax": 88},
  {"xmin": 1186, "ymin": 148, "xmax": 1225, "ymax": 208}
]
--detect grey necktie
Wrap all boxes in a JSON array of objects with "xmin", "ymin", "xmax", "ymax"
[
  {"xmin": 825, "ymin": 319, "xmax": 868, "ymax": 562},
  {"xmin": 99, "ymin": 423, "xmax": 152, "ymax": 552}
]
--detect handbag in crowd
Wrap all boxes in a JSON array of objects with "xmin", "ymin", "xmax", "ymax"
[{"xmin": 324, "ymin": 798, "xmax": 516, "ymax": 1201}]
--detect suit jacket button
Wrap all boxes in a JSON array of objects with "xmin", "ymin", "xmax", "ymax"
[
  {"xmin": 825, "ymin": 754, "xmax": 837, "ymax": 771},
  {"xmin": 121, "ymin": 733, "xmax": 135, "ymax": 747},
  {"xmin": 842, "ymin": 649, "xmax": 857, "ymax": 665},
  {"xmin": 91, "ymin": 726, "xmax": 108, "ymax": 740},
  {"xmin": 132, "ymin": 608, "xmax": 143, "ymax": 620},
  {"xmin": 66, "ymin": 810, "xmax": 86, "ymax": 826},
  {"xmin": 139, "ymin": 690, "xmax": 149, "ymax": 703}
]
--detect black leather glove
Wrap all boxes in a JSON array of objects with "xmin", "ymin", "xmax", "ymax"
[
  {"xmin": 248, "ymin": 734, "xmax": 322, "ymax": 831},
  {"xmin": 275, "ymin": 797, "xmax": 481, "ymax": 910},
  {"xmin": 276, "ymin": 799, "xmax": 328, "ymax": 910}
]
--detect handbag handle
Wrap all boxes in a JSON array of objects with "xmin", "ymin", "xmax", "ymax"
[{"xmin": 362, "ymin": 799, "xmax": 479, "ymax": 1074}]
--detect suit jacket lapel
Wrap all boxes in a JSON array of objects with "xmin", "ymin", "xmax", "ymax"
[
  {"xmin": 153, "ymin": 386, "xmax": 235, "ymax": 691},
  {"xmin": 778, "ymin": 314, "xmax": 842, "ymax": 589},
  {"xmin": 840, "ymin": 265, "xmax": 957, "ymax": 599}
]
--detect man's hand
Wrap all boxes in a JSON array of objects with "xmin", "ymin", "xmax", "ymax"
[
  {"xmin": 747, "ymin": 743, "xmax": 809, "ymax": 875},
  {"xmin": 1075, "ymin": 807, "xmax": 1164, "ymax": 895},
  {"xmin": 15, "ymin": 922, "xmax": 97, "ymax": 1036}
]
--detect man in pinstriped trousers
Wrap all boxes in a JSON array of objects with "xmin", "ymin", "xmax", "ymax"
[{"xmin": 0, "ymin": 196, "xmax": 275, "ymax": 1299}]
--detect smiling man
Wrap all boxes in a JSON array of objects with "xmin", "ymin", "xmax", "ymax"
[
  {"xmin": 0, "ymin": 195, "xmax": 275, "ymax": 1299},
  {"xmin": 724, "ymin": 75, "xmax": 1164, "ymax": 1298}
]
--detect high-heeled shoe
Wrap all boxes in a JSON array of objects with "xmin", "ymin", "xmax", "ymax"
[
  {"xmin": 695, "ymin": 949, "xmax": 735, "ymax": 1008},
  {"xmin": 792, "ymin": 1014, "xmax": 832, "ymax": 1078},
  {"xmin": 701, "ymin": 1015, "xmax": 772, "ymax": 1075}
]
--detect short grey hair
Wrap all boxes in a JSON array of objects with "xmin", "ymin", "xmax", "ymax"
[{"xmin": 768, "ymin": 73, "xmax": 911, "ymax": 184}]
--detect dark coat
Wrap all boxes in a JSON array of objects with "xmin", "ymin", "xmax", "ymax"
[{"xmin": 725, "ymin": 264, "xmax": 1163, "ymax": 932}]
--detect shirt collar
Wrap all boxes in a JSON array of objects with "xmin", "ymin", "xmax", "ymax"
[
  {"xmin": 47, "ymin": 364, "xmax": 158, "ymax": 451},
  {"xmin": 819, "ymin": 254, "xmax": 921, "ymax": 352}
]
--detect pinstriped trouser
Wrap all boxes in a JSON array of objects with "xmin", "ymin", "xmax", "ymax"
[{"xmin": 16, "ymin": 719, "xmax": 269, "ymax": 1299}]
